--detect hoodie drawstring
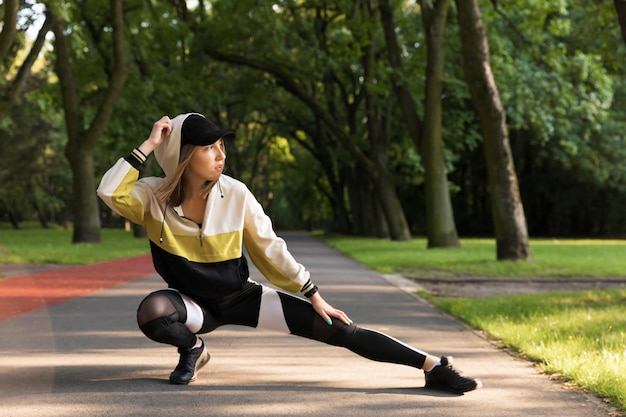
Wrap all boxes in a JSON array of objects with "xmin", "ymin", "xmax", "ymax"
[{"xmin": 159, "ymin": 204, "xmax": 167, "ymax": 244}]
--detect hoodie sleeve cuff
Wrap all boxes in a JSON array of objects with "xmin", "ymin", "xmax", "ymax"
[
  {"xmin": 124, "ymin": 148, "xmax": 147, "ymax": 170},
  {"xmin": 300, "ymin": 280, "xmax": 318, "ymax": 298}
]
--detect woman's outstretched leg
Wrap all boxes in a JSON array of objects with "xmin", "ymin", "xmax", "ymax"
[{"xmin": 263, "ymin": 288, "xmax": 481, "ymax": 393}]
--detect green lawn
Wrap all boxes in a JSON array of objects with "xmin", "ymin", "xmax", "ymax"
[
  {"xmin": 427, "ymin": 290, "xmax": 626, "ymax": 411},
  {"xmin": 0, "ymin": 226, "xmax": 149, "ymax": 265},
  {"xmin": 321, "ymin": 234, "xmax": 626, "ymax": 278}
]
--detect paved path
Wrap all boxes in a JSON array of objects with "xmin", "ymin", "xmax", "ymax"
[
  {"xmin": 0, "ymin": 232, "xmax": 617, "ymax": 417},
  {"xmin": 0, "ymin": 254, "xmax": 154, "ymax": 321}
]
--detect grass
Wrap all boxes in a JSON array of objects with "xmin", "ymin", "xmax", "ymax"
[
  {"xmin": 320, "ymin": 234, "xmax": 626, "ymax": 278},
  {"xmin": 0, "ymin": 226, "xmax": 150, "ymax": 265},
  {"xmin": 320, "ymin": 234, "xmax": 626, "ymax": 412},
  {"xmin": 426, "ymin": 290, "xmax": 626, "ymax": 411}
]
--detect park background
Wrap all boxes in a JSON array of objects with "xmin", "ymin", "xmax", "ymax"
[
  {"xmin": 1, "ymin": 1, "xmax": 626, "ymax": 258},
  {"xmin": 2, "ymin": 0, "xmax": 626, "ymax": 413}
]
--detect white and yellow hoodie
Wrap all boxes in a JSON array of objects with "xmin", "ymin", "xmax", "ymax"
[{"xmin": 97, "ymin": 113, "xmax": 313, "ymax": 302}]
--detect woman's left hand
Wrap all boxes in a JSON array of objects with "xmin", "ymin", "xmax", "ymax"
[{"xmin": 309, "ymin": 292, "xmax": 353, "ymax": 326}]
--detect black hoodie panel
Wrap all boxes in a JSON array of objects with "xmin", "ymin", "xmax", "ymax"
[{"xmin": 150, "ymin": 240, "xmax": 250, "ymax": 301}]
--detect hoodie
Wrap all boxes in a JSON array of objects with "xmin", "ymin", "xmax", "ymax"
[{"xmin": 97, "ymin": 113, "xmax": 313, "ymax": 301}]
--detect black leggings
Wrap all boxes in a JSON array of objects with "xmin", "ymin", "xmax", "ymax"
[{"xmin": 136, "ymin": 280, "xmax": 428, "ymax": 369}]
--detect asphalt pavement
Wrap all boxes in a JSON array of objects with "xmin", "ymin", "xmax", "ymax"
[{"xmin": 0, "ymin": 232, "xmax": 617, "ymax": 417}]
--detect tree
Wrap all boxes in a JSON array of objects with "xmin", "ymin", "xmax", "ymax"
[
  {"xmin": 0, "ymin": 73, "xmax": 68, "ymax": 229},
  {"xmin": 5, "ymin": 0, "xmax": 619, "ymax": 240},
  {"xmin": 171, "ymin": 0, "xmax": 412, "ymax": 240},
  {"xmin": 475, "ymin": 0, "xmax": 623, "ymax": 238},
  {"xmin": 378, "ymin": 0, "xmax": 460, "ymax": 248},
  {"xmin": 348, "ymin": 0, "xmax": 412, "ymax": 240},
  {"xmin": 48, "ymin": 0, "xmax": 128, "ymax": 243},
  {"xmin": 0, "ymin": 3, "xmax": 54, "ymax": 121},
  {"xmin": 419, "ymin": 0, "xmax": 460, "ymax": 248},
  {"xmin": 614, "ymin": 0, "xmax": 626, "ymax": 45},
  {"xmin": 454, "ymin": 0, "xmax": 531, "ymax": 260},
  {"xmin": 0, "ymin": 0, "xmax": 19, "ymax": 62}
]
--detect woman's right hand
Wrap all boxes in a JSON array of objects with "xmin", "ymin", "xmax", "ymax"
[{"xmin": 139, "ymin": 116, "xmax": 172, "ymax": 155}]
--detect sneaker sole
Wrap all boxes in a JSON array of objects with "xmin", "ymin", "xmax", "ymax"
[
  {"xmin": 191, "ymin": 350, "xmax": 211, "ymax": 382},
  {"xmin": 424, "ymin": 378, "xmax": 482, "ymax": 394}
]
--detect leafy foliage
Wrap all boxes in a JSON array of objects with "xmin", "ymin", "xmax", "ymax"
[
  {"xmin": 3, "ymin": 0, "xmax": 626, "ymax": 237},
  {"xmin": 0, "ymin": 73, "xmax": 69, "ymax": 228}
]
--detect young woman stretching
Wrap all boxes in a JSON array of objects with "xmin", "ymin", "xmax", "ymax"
[{"xmin": 97, "ymin": 113, "xmax": 482, "ymax": 394}]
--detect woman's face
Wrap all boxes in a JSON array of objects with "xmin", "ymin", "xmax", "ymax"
[{"xmin": 184, "ymin": 139, "xmax": 226, "ymax": 182}]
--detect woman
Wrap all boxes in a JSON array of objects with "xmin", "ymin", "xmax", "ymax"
[{"xmin": 97, "ymin": 113, "xmax": 481, "ymax": 393}]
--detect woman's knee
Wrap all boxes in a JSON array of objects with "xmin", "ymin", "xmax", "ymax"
[
  {"xmin": 136, "ymin": 289, "xmax": 220, "ymax": 336},
  {"xmin": 135, "ymin": 290, "xmax": 197, "ymax": 348},
  {"xmin": 136, "ymin": 289, "xmax": 186, "ymax": 327}
]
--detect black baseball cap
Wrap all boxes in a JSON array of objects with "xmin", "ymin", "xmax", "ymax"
[{"xmin": 181, "ymin": 114, "xmax": 235, "ymax": 146}]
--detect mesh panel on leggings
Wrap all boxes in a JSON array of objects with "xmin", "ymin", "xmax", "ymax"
[{"xmin": 136, "ymin": 290, "xmax": 196, "ymax": 348}]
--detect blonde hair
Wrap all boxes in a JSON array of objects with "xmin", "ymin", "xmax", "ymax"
[{"xmin": 155, "ymin": 144, "xmax": 218, "ymax": 208}]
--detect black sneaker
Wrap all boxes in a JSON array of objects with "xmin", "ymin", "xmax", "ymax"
[
  {"xmin": 424, "ymin": 356, "xmax": 482, "ymax": 394},
  {"xmin": 169, "ymin": 339, "xmax": 211, "ymax": 385}
]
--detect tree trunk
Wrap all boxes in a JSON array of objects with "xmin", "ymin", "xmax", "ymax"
[
  {"xmin": 0, "ymin": 11, "xmax": 53, "ymax": 121},
  {"xmin": 347, "ymin": 165, "xmax": 389, "ymax": 238},
  {"xmin": 133, "ymin": 223, "xmax": 148, "ymax": 238},
  {"xmin": 294, "ymin": 128, "xmax": 353, "ymax": 235},
  {"xmin": 360, "ymin": 0, "xmax": 397, "ymax": 239},
  {"xmin": 7, "ymin": 210, "xmax": 20, "ymax": 229},
  {"xmin": 68, "ymin": 150, "xmax": 101, "ymax": 241},
  {"xmin": 421, "ymin": 0, "xmax": 460, "ymax": 248},
  {"xmin": 32, "ymin": 201, "xmax": 49, "ymax": 229},
  {"xmin": 0, "ymin": 0, "xmax": 19, "ymax": 62},
  {"xmin": 379, "ymin": 0, "xmax": 459, "ymax": 247},
  {"xmin": 378, "ymin": 0, "xmax": 422, "ymax": 149},
  {"xmin": 455, "ymin": 0, "xmax": 531, "ymax": 260},
  {"xmin": 614, "ymin": 0, "xmax": 626, "ymax": 45},
  {"xmin": 327, "ymin": 174, "xmax": 353, "ymax": 235},
  {"xmin": 50, "ymin": 0, "xmax": 128, "ymax": 243},
  {"xmin": 347, "ymin": 173, "xmax": 371, "ymax": 237}
]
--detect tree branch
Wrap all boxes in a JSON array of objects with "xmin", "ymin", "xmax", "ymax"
[
  {"xmin": 0, "ymin": 0, "xmax": 19, "ymax": 62},
  {"xmin": 85, "ymin": 0, "xmax": 128, "ymax": 144},
  {"xmin": 0, "ymin": 13, "xmax": 54, "ymax": 120}
]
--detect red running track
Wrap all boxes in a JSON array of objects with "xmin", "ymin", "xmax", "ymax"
[{"xmin": 0, "ymin": 254, "xmax": 154, "ymax": 322}]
